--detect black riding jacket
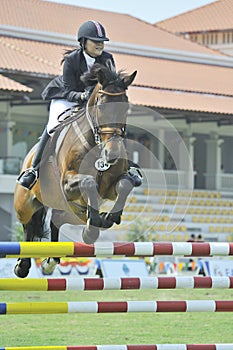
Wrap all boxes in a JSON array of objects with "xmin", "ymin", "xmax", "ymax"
[{"xmin": 41, "ymin": 48, "xmax": 115, "ymax": 102}]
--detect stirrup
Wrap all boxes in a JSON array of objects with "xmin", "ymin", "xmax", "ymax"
[{"xmin": 16, "ymin": 168, "xmax": 38, "ymax": 190}]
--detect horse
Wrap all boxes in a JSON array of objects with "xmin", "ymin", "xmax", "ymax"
[{"xmin": 13, "ymin": 63, "xmax": 139, "ymax": 278}]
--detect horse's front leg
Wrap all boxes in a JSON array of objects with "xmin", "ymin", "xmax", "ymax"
[
  {"xmin": 101, "ymin": 174, "xmax": 135, "ymax": 228},
  {"xmin": 63, "ymin": 173, "xmax": 101, "ymax": 244},
  {"xmin": 79, "ymin": 175, "xmax": 102, "ymax": 244}
]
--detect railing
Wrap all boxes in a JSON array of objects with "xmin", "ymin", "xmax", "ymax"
[
  {"xmin": 204, "ymin": 172, "xmax": 233, "ymax": 191},
  {"xmin": 0, "ymin": 162, "xmax": 232, "ymax": 191},
  {"xmin": 142, "ymin": 168, "xmax": 195, "ymax": 189},
  {"xmin": 0, "ymin": 157, "xmax": 22, "ymax": 175},
  {"xmin": 219, "ymin": 173, "xmax": 233, "ymax": 191}
]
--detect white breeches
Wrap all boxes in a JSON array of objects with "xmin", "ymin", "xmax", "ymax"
[{"xmin": 46, "ymin": 99, "xmax": 78, "ymax": 134}]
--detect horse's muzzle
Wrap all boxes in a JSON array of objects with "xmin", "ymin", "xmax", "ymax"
[{"xmin": 103, "ymin": 149, "xmax": 120, "ymax": 165}]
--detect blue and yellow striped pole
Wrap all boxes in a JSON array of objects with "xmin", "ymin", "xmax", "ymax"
[
  {"xmin": 0, "ymin": 302, "xmax": 68, "ymax": 314},
  {"xmin": 0, "ymin": 242, "xmax": 76, "ymax": 258}
]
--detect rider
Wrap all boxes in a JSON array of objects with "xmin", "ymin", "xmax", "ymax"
[{"xmin": 17, "ymin": 20, "xmax": 142, "ymax": 190}]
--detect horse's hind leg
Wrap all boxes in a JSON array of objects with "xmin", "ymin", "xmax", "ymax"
[
  {"xmin": 14, "ymin": 207, "xmax": 47, "ymax": 278},
  {"xmin": 14, "ymin": 225, "xmax": 32, "ymax": 278},
  {"xmin": 41, "ymin": 211, "xmax": 60, "ymax": 275}
]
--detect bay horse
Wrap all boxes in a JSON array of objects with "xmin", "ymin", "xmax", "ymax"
[{"xmin": 14, "ymin": 63, "xmax": 138, "ymax": 278}]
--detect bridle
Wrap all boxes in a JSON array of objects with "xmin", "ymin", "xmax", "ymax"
[
  {"xmin": 86, "ymin": 88, "xmax": 127, "ymax": 149},
  {"xmin": 98, "ymin": 89, "xmax": 126, "ymax": 96}
]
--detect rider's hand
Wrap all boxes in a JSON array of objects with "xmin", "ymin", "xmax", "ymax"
[{"xmin": 80, "ymin": 91, "xmax": 89, "ymax": 101}]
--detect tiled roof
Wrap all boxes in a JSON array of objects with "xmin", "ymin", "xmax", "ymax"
[
  {"xmin": 0, "ymin": 0, "xmax": 233, "ymax": 115},
  {"xmin": 0, "ymin": 37, "xmax": 62, "ymax": 76},
  {"xmin": 115, "ymin": 54, "xmax": 233, "ymax": 96},
  {"xmin": 156, "ymin": 0, "xmax": 233, "ymax": 33},
  {"xmin": 0, "ymin": 74, "xmax": 32, "ymax": 92},
  {"xmin": 1, "ymin": 36, "xmax": 233, "ymax": 98},
  {"xmin": 0, "ymin": 0, "xmax": 226, "ymax": 56},
  {"xmin": 128, "ymin": 87, "xmax": 233, "ymax": 115}
]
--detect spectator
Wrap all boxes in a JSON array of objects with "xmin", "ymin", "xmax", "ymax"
[
  {"xmin": 196, "ymin": 234, "xmax": 205, "ymax": 242},
  {"xmin": 187, "ymin": 234, "xmax": 196, "ymax": 242}
]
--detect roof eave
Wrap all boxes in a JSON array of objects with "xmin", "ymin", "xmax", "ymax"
[{"xmin": 1, "ymin": 25, "xmax": 233, "ymax": 68}]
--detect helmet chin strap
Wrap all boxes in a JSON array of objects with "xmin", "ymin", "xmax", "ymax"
[
  {"xmin": 85, "ymin": 51, "xmax": 96, "ymax": 59},
  {"xmin": 79, "ymin": 38, "xmax": 86, "ymax": 48}
]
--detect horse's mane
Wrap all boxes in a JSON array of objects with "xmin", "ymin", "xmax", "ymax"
[{"xmin": 81, "ymin": 62, "xmax": 125, "ymax": 89}]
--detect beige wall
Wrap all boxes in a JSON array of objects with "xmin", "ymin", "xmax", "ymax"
[{"xmin": 184, "ymin": 31, "xmax": 233, "ymax": 56}]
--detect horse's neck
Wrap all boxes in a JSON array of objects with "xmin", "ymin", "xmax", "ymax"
[{"xmin": 49, "ymin": 111, "xmax": 94, "ymax": 157}]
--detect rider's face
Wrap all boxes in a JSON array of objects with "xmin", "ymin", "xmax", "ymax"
[{"xmin": 85, "ymin": 39, "xmax": 104, "ymax": 57}]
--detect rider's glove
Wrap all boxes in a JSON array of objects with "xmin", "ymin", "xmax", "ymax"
[{"xmin": 80, "ymin": 90, "xmax": 89, "ymax": 101}]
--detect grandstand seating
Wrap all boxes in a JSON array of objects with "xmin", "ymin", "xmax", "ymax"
[{"xmin": 107, "ymin": 187, "xmax": 233, "ymax": 242}]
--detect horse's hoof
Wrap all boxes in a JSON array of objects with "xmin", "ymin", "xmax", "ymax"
[
  {"xmin": 106, "ymin": 210, "xmax": 122, "ymax": 225},
  {"xmin": 82, "ymin": 227, "xmax": 100, "ymax": 244},
  {"xmin": 14, "ymin": 258, "xmax": 31, "ymax": 278},
  {"xmin": 41, "ymin": 257, "xmax": 60, "ymax": 275},
  {"xmin": 89, "ymin": 216, "xmax": 102, "ymax": 228}
]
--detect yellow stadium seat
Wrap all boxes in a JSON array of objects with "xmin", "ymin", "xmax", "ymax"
[
  {"xmin": 130, "ymin": 196, "xmax": 137, "ymax": 203},
  {"xmin": 153, "ymin": 233, "xmax": 159, "ymax": 241},
  {"xmin": 159, "ymin": 224, "xmax": 166, "ymax": 231},
  {"xmin": 176, "ymin": 234, "xmax": 183, "ymax": 241}
]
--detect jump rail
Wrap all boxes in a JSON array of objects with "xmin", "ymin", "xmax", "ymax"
[
  {"xmin": 1, "ymin": 276, "xmax": 233, "ymax": 291},
  {"xmin": 2, "ymin": 242, "xmax": 233, "ymax": 349},
  {"xmin": 1, "ymin": 241, "xmax": 233, "ymax": 258},
  {"xmin": 1, "ymin": 300, "xmax": 233, "ymax": 314},
  {"xmin": 1, "ymin": 345, "xmax": 233, "ymax": 350}
]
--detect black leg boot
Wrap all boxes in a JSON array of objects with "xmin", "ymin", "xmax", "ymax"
[
  {"xmin": 17, "ymin": 128, "xmax": 50, "ymax": 190},
  {"xmin": 127, "ymin": 161, "xmax": 143, "ymax": 187}
]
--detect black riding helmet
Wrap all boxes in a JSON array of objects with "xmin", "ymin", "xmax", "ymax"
[{"xmin": 77, "ymin": 20, "xmax": 109, "ymax": 42}]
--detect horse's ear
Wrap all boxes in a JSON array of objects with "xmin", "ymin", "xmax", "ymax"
[
  {"xmin": 123, "ymin": 70, "xmax": 137, "ymax": 88},
  {"xmin": 106, "ymin": 59, "xmax": 116, "ymax": 73}
]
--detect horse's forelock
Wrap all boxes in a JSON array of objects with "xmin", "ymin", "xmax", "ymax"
[{"xmin": 81, "ymin": 63, "xmax": 124, "ymax": 89}]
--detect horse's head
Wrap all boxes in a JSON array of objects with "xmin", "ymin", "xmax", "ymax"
[{"xmin": 81, "ymin": 62, "xmax": 137, "ymax": 165}]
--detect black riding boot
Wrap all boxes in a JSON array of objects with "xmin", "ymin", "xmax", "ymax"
[{"xmin": 17, "ymin": 128, "xmax": 50, "ymax": 190}]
